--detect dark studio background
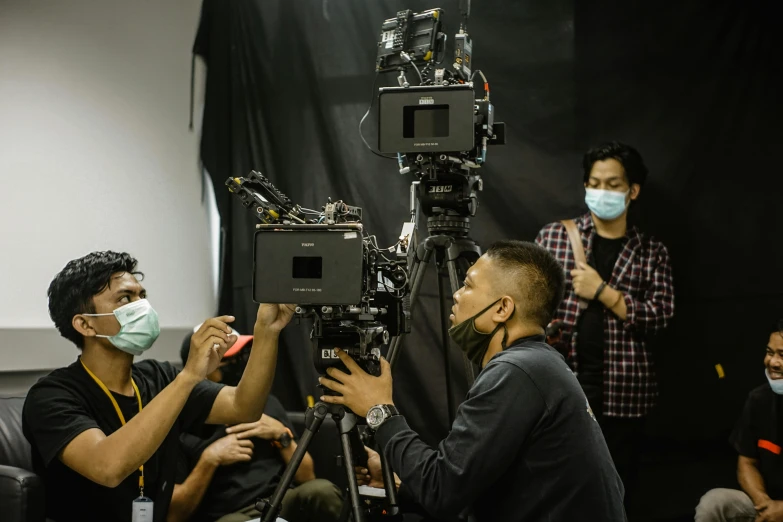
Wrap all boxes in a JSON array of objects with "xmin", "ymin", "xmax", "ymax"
[{"xmin": 193, "ymin": 0, "xmax": 783, "ymax": 519}]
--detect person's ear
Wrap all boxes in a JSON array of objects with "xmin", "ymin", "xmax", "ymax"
[
  {"xmin": 629, "ymin": 183, "xmax": 641, "ymax": 201},
  {"xmin": 72, "ymin": 315, "xmax": 98, "ymax": 338},
  {"xmin": 494, "ymin": 296, "xmax": 516, "ymax": 322}
]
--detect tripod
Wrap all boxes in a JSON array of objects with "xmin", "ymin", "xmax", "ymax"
[
  {"xmin": 386, "ymin": 214, "xmax": 482, "ymax": 423},
  {"xmin": 257, "ymin": 208, "xmax": 482, "ymax": 521},
  {"xmin": 255, "ymin": 401, "xmax": 401, "ymax": 522}
]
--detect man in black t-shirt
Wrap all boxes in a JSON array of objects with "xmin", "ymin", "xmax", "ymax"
[
  {"xmin": 22, "ymin": 251, "xmax": 295, "ymax": 522},
  {"xmin": 169, "ymin": 334, "xmax": 342, "ymax": 522},
  {"xmin": 695, "ymin": 322, "xmax": 783, "ymax": 522},
  {"xmin": 319, "ymin": 241, "xmax": 626, "ymax": 522},
  {"xmin": 536, "ymin": 142, "xmax": 674, "ymax": 510}
]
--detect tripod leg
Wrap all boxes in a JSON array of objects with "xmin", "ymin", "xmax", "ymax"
[
  {"xmin": 445, "ymin": 238, "xmax": 481, "ymax": 294},
  {"xmin": 388, "ymin": 237, "xmax": 435, "ymax": 369},
  {"xmin": 377, "ymin": 445, "xmax": 401, "ymax": 516},
  {"xmin": 446, "ymin": 258, "xmax": 462, "ymax": 300},
  {"xmin": 257, "ymin": 404, "xmax": 327, "ymax": 522},
  {"xmin": 361, "ymin": 428, "xmax": 400, "ymax": 517},
  {"xmin": 445, "ymin": 255, "xmax": 477, "ymax": 385},
  {"xmin": 409, "ymin": 239, "xmax": 435, "ymax": 311},
  {"xmin": 386, "ymin": 335, "xmax": 402, "ymax": 369},
  {"xmin": 406, "ymin": 250, "xmax": 423, "ymax": 298},
  {"xmin": 337, "ymin": 413, "xmax": 367, "ymax": 522},
  {"xmin": 437, "ymin": 272, "xmax": 457, "ymax": 424}
]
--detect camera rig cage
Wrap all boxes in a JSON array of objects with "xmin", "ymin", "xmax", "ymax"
[{"xmin": 226, "ymin": 172, "xmax": 411, "ymax": 378}]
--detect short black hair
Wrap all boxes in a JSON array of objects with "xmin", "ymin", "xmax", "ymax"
[
  {"xmin": 485, "ymin": 241, "xmax": 565, "ymax": 328},
  {"xmin": 582, "ymin": 141, "xmax": 648, "ymax": 187},
  {"xmin": 48, "ymin": 251, "xmax": 142, "ymax": 349}
]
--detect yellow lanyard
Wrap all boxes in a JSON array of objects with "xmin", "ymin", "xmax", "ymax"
[{"xmin": 80, "ymin": 358, "xmax": 145, "ymax": 495}]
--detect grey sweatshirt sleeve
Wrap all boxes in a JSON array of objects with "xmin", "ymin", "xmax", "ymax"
[{"xmin": 375, "ymin": 360, "xmax": 545, "ymax": 519}]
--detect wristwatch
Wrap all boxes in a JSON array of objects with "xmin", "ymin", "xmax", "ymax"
[
  {"xmin": 273, "ymin": 428, "xmax": 293, "ymax": 449},
  {"xmin": 366, "ymin": 404, "xmax": 400, "ymax": 430}
]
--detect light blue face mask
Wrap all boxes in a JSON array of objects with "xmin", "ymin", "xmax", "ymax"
[
  {"xmin": 83, "ymin": 299, "xmax": 160, "ymax": 356},
  {"xmin": 765, "ymin": 369, "xmax": 783, "ymax": 395},
  {"xmin": 585, "ymin": 188, "xmax": 629, "ymax": 220}
]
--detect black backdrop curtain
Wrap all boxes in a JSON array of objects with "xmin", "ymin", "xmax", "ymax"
[{"xmin": 193, "ymin": 0, "xmax": 782, "ymax": 459}]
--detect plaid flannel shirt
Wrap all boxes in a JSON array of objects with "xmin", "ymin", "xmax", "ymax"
[{"xmin": 535, "ymin": 213, "xmax": 674, "ymax": 417}]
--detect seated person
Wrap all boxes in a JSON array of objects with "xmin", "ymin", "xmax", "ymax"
[
  {"xmin": 22, "ymin": 251, "xmax": 294, "ymax": 522},
  {"xmin": 320, "ymin": 241, "xmax": 627, "ymax": 522},
  {"xmin": 170, "ymin": 327, "xmax": 342, "ymax": 522},
  {"xmin": 695, "ymin": 321, "xmax": 783, "ymax": 522}
]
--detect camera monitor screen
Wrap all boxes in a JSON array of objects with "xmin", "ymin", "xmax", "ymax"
[
  {"xmin": 292, "ymin": 257, "xmax": 323, "ymax": 279},
  {"xmin": 403, "ymin": 105, "xmax": 449, "ymax": 138}
]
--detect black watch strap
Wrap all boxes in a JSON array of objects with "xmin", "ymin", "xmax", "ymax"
[
  {"xmin": 593, "ymin": 281, "xmax": 608, "ymax": 301},
  {"xmin": 368, "ymin": 404, "xmax": 400, "ymax": 431}
]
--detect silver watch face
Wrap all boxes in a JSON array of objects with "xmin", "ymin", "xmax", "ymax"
[{"xmin": 367, "ymin": 406, "xmax": 384, "ymax": 427}]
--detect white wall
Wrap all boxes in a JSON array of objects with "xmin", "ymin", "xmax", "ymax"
[{"xmin": 0, "ymin": 0, "xmax": 218, "ymax": 370}]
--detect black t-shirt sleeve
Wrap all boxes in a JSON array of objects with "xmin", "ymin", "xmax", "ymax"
[
  {"xmin": 181, "ymin": 379, "xmax": 225, "ymax": 431},
  {"xmin": 22, "ymin": 382, "xmax": 101, "ymax": 467},
  {"xmin": 731, "ymin": 392, "xmax": 759, "ymax": 458},
  {"xmin": 375, "ymin": 360, "xmax": 546, "ymax": 520}
]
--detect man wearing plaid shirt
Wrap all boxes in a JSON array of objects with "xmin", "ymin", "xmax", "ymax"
[{"xmin": 536, "ymin": 141, "xmax": 674, "ymax": 509}]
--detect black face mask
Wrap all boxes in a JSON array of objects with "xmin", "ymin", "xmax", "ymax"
[{"xmin": 448, "ymin": 298, "xmax": 512, "ymax": 366}]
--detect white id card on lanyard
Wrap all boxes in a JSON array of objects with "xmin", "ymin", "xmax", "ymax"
[
  {"xmin": 80, "ymin": 360, "xmax": 153, "ymax": 522},
  {"xmin": 132, "ymin": 496, "xmax": 154, "ymax": 522}
]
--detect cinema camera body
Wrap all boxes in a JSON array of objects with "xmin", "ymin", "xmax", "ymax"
[
  {"xmin": 375, "ymin": 4, "xmax": 505, "ymax": 233},
  {"xmin": 226, "ymin": 8, "xmax": 505, "ymax": 521},
  {"xmin": 226, "ymin": 172, "xmax": 411, "ymax": 379},
  {"xmin": 225, "ymin": 5, "xmax": 503, "ymax": 382}
]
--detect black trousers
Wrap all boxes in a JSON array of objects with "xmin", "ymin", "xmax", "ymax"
[{"xmin": 583, "ymin": 382, "xmax": 645, "ymax": 514}]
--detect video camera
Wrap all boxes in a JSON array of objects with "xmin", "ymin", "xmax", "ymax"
[
  {"xmin": 227, "ymin": 8, "xmax": 504, "ymax": 520},
  {"xmin": 226, "ymin": 5, "xmax": 501, "ymax": 379},
  {"xmin": 226, "ymin": 172, "xmax": 411, "ymax": 378},
  {"xmin": 374, "ymin": 3, "xmax": 505, "ymax": 230}
]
